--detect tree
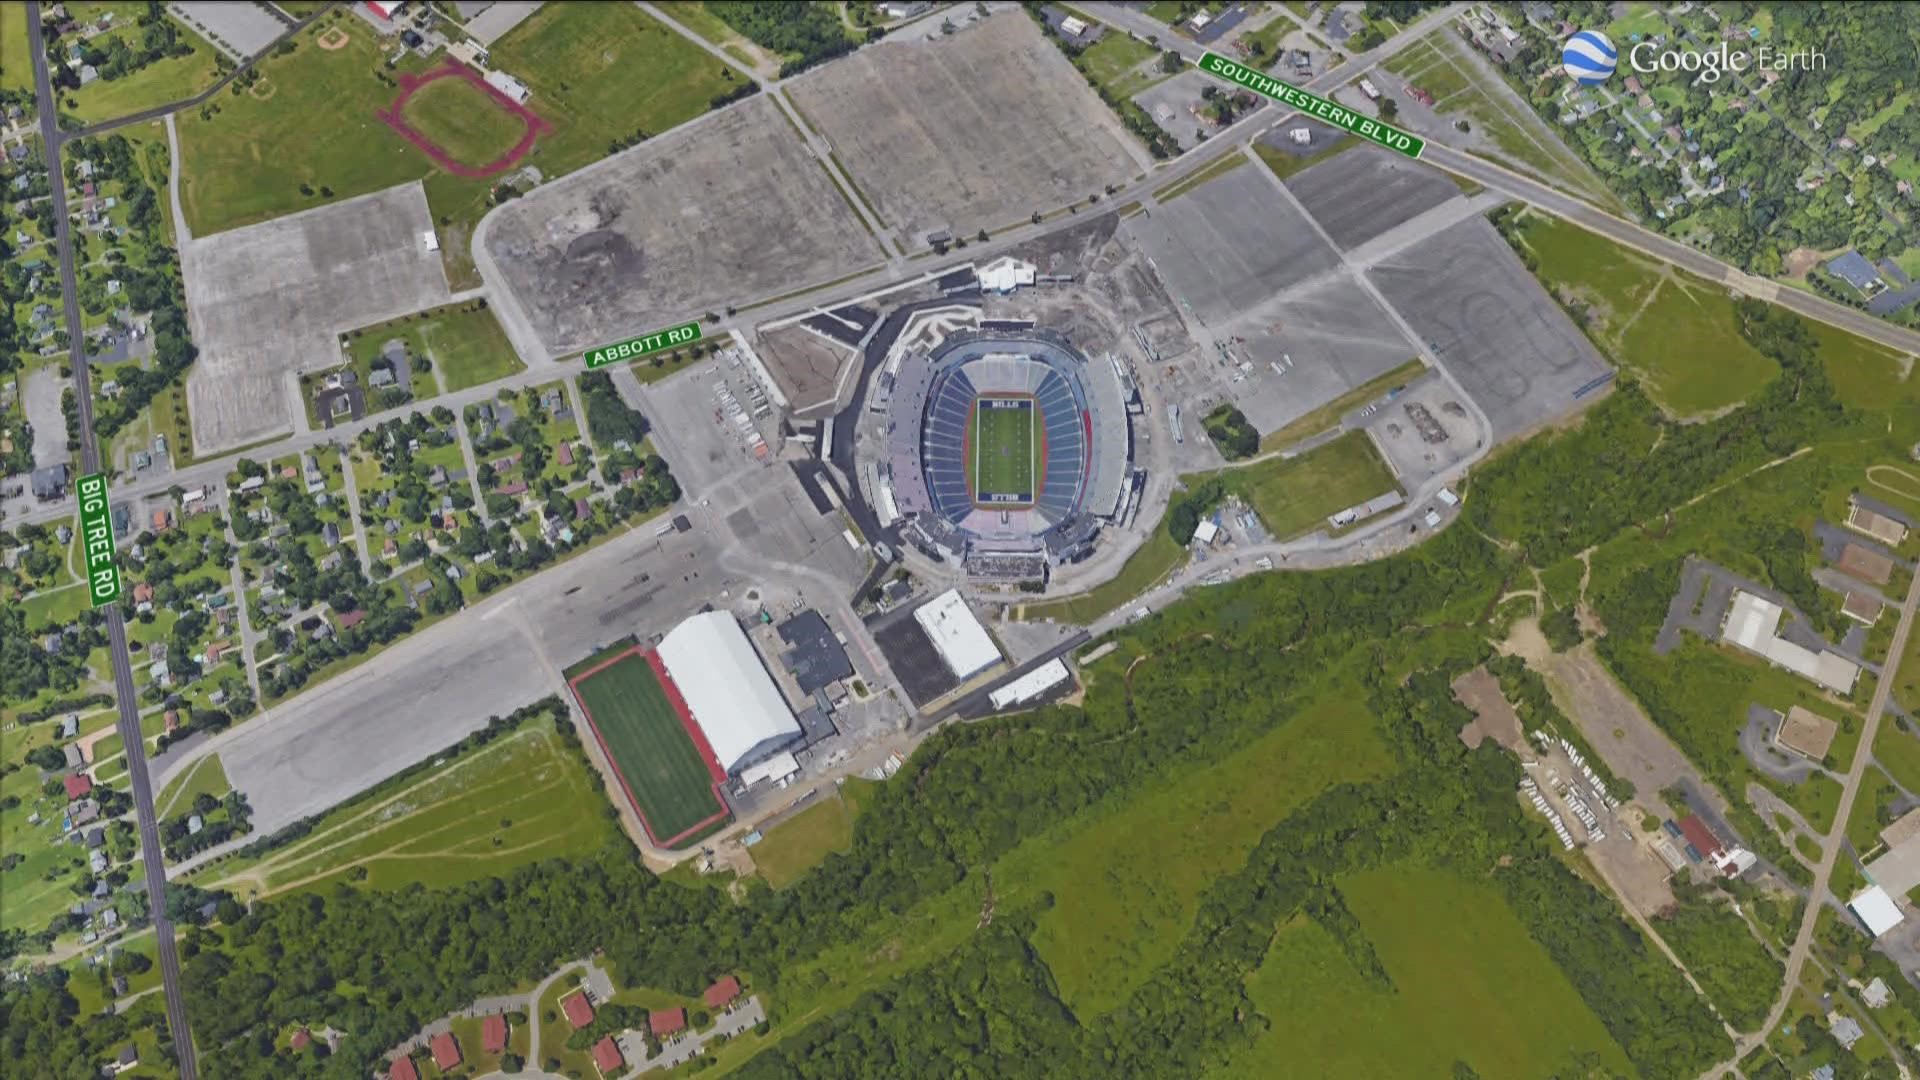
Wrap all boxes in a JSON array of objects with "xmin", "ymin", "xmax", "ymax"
[
  {"xmin": 1159, "ymin": 49, "xmax": 1181, "ymax": 74},
  {"xmin": 1379, "ymin": 97, "xmax": 1399, "ymax": 120}
]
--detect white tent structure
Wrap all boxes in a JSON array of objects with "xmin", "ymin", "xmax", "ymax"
[
  {"xmin": 657, "ymin": 611, "xmax": 801, "ymax": 775},
  {"xmin": 1850, "ymin": 885, "xmax": 1905, "ymax": 938}
]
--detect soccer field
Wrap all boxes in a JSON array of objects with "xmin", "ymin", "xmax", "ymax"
[
  {"xmin": 569, "ymin": 650, "xmax": 726, "ymax": 845},
  {"xmin": 972, "ymin": 398, "xmax": 1035, "ymax": 502}
]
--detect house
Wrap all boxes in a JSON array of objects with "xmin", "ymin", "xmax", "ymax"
[
  {"xmin": 556, "ymin": 442, "xmax": 573, "ymax": 467},
  {"xmin": 592, "ymin": 1035, "xmax": 624, "ymax": 1073},
  {"xmin": 164, "ymin": 709, "xmax": 180, "ymax": 732},
  {"xmin": 31, "ymin": 463, "xmax": 71, "ymax": 499},
  {"xmin": 113, "ymin": 1044, "xmax": 138, "ymax": 1072},
  {"xmin": 336, "ymin": 609, "xmax": 366, "ymax": 631},
  {"xmin": 321, "ymin": 522, "xmax": 342, "ymax": 548},
  {"xmin": 71, "ymin": 798, "xmax": 97, "ymax": 824},
  {"xmin": 1828, "ymin": 1011, "xmax": 1864, "ymax": 1050},
  {"xmin": 388, "ymin": 1054, "xmax": 420, "ymax": 1080},
  {"xmin": 481, "ymin": 1014, "xmax": 508, "ymax": 1054},
  {"xmin": 650, "ymin": 1007, "xmax": 686, "ymax": 1038},
  {"xmin": 290, "ymin": 1028, "xmax": 312, "ymax": 1051},
  {"xmin": 1774, "ymin": 706, "xmax": 1838, "ymax": 761},
  {"xmin": 85, "ymin": 826, "xmax": 105, "ymax": 848},
  {"xmin": 187, "ymin": 814, "xmax": 203, "ymax": 835},
  {"xmin": 368, "ymin": 365, "xmax": 397, "ymax": 389},
  {"xmin": 151, "ymin": 508, "xmax": 172, "ymax": 532},
  {"xmin": 132, "ymin": 582, "xmax": 154, "ymax": 605},
  {"xmin": 704, "ymin": 975, "xmax": 742, "ymax": 1009},
  {"xmin": 1862, "ymin": 976, "xmax": 1893, "ymax": 1008},
  {"xmin": 1843, "ymin": 592, "xmax": 1882, "ymax": 626},
  {"xmin": 429, "ymin": 1031, "xmax": 461, "ymax": 1071},
  {"xmin": 427, "ymin": 465, "xmax": 448, "ymax": 487},
  {"xmin": 1828, "ymin": 251, "xmax": 1886, "ymax": 294},
  {"xmin": 205, "ymin": 641, "xmax": 227, "ymax": 665},
  {"xmin": 561, "ymin": 990, "xmax": 594, "ymax": 1029},
  {"xmin": 574, "ymin": 498, "xmax": 590, "ymax": 522},
  {"xmin": 1836, "ymin": 542, "xmax": 1895, "ymax": 585},
  {"xmin": 63, "ymin": 774, "xmax": 92, "ymax": 800}
]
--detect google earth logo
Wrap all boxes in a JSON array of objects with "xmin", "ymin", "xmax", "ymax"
[{"xmin": 1562, "ymin": 30, "xmax": 1618, "ymax": 85}]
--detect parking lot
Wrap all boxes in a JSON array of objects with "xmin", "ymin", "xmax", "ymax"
[
  {"xmin": 182, "ymin": 182, "xmax": 452, "ymax": 453},
  {"xmin": 784, "ymin": 10, "xmax": 1143, "ymax": 247},
  {"xmin": 1283, "ymin": 141, "xmax": 1464, "ymax": 253},
  {"xmin": 480, "ymin": 95, "xmax": 880, "ymax": 358},
  {"xmin": 1362, "ymin": 369, "xmax": 1480, "ymax": 489},
  {"xmin": 1368, "ymin": 218, "xmax": 1613, "ymax": 441}
]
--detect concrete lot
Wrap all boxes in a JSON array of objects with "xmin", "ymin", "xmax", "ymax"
[
  {"xmin": 465, "ymin": 0, "xmax": 544, "ymax": 45},
  {"xmin": 1124, "ymin": 162, "xmax": 1341, "ymax": 327},
  {"xmin": 755, "ymin": 324, "xmax": 855, "ymax": 416},
  {"xmin": 1284, "ymin": 143, "xmax": 1463, "ymax": 253},
  {"xmin": 22, "ymin": 367, "xmax": 65, "ymax": 470},
  {"xmin": 182, "ymin": 182, "xmax": 452, "ymax": 453},
  {"xmin": 783, "ymin": 11, "xmax": 1142, "ymax": 248},
  {"xmin": 1367, "ymin": 217, "xmax": 1612, "ymax": 441},
  {"xmin": 1363, "ymin": 369, "xmax": 1478, "ymax": 490},
  {"xmin": 167, "ymin": 1, "xmax": 285, "ymax": 61},
  {"xmin": 480, "ymin": 95, "xmax": 878, "ymax": 358},
  {"xmin": 1133, "ymin": 70, "xmax": 1266, "ymax": 153}
]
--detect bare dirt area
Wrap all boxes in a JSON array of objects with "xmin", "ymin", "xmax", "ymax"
[
  {"xmin": 783, "ymin": 11, "xmax": 1143, "ymax": 248},
  {"xmin": 480, "ymin": 94, "xmax": 880, "ymax": 358},
  {"xmin": 1452, "ymin": 666, "xmax": 1523, "ymax": 751},
  {"xmin": 182, "ymin": 182, "xmax": 452, "ymax": 453}
]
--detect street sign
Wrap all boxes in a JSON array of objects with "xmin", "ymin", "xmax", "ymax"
[
  {"xmin": 583, "ymin": 321, "xmax": 703, "ymax": 369},
  {"xmin": 75, "ymin": 472, "xmax": 123, "ymax": 608},
  {"xmin": 1197, "ymin": 52, "xmax": 1426, "ymax": 160}
]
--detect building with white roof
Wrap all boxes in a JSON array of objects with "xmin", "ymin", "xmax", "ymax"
[
  {"xmin": 915, "ymin": 589, "xmax": 1001, "ymax": 680},
  {"xmin": 1850, "ymin": 885, "xmax": 1905, "ymax": 938},
  {"xmin": 1721, "ymin": 591, "xmax": 1859, "ymax": 695},
  {"xmin": 989, "ymin": 658, "xmax": 1072, "ymax": 710},
  {"xmin": 657, "ymin": 611, "xmax": 802, "ymax": 775}
]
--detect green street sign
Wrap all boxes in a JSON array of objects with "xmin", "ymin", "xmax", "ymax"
[
  {"xmin": 1197, "ymin": 52, "xmax": 1425, "ymax": 160},
  {"xmin": 75, "ymin": 472, "xmax": 123, "ymax": 608},
  {"xmin": 583, "ymin": 321, "xmax": 703, "ymax": 369}
]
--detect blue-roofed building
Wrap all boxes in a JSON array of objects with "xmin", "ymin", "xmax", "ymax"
[{"xmin": 1827, "ymin": 250, "xmax": 1885, "ymax": 294}]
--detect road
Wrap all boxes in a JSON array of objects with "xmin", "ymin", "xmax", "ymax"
[
  {"xmin": 26, "ymin": 3, "xmax": 199, "ymax": 1075},
  {"xmin": 1721, "ymin": 566, "xmax": 1920, "ymax": 1072}
]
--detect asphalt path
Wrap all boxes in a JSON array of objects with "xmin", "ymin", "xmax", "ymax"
[{"xmin": 26, "ymin": 3, "xmax": 199, "ymax": 1074}]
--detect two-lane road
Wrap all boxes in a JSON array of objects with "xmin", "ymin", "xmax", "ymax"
[{"xmin": 26, "ymin": 4, "xmax": 199, "ymax": 1076}]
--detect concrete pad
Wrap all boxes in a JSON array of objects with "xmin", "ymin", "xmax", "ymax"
[
  {"xmin": 480, "ymin": 94, "xmax": 878, "ymax": 358},
  {"xmin": 1284, "ymin": 144, "xmax": 1463, "ymax": 253},
  {"xmin": 182, "ymin": 182, "xmax": 452, "ymax": 453},
  {"xmin": 465, "ymin": 0, "xmax": 544, "ymax": 45},
  {"xmin": 1124, "ymin": 161, "xmax": 1342, "ymax": 326},
  {"xmin": 1363, "ymin": 371, "xmax": 1478, "ymax": 489},
  {"xmin": 1223, "ymin": 277, "xmax": 1417, "ymax": 435},
  {"xmin": 1367, "ymin": 217, "xmax": 1613, "ymax": 441},
  {"xmin": 783, "ymin": 11, "xmax": 1142, "ymax": 248},
  {"xmin": 168, "ymin": 1, "xmax": 285, "ymax": 60},
  {"xmin": 755, "ymin": 324, "xmax": 854, "ymax": 415}
]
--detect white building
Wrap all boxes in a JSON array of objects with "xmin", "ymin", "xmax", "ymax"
[
  {"xmin": 1721, "ymin": 591, "xmax": 1859, "ymax": 694},
  {"xmin": 915, "ymin": 589, "xmax": 1001, "ymax": 680},
  {"xmin": 657, "ymin": 611, "xmax": 801, "ymax": 774},
  {"xmin": 1850, "ymin": 885, "xmax": 1905, "ymax": 938},
  {"xmin": 484, "ymin": 69, "xmax": 532, "ymax": 104},
  {"xmin": 989, "ymin": 658, "xmax": 1072, "ymax": 711}
]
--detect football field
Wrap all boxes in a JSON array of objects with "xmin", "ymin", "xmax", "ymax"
[
  {"xmin": 972, "ymin": 397, "xmax": 1036, "ymax": 502},
  {"xmin": 568, "ymin": 649, "xmax": 727, "ymax": 846}
]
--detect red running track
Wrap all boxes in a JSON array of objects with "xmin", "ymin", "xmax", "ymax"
[{"xmin": 376, "ymin": 61, "xmax": 551, "ymax": 180}]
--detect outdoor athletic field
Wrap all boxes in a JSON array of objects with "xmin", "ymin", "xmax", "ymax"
[
  {"xmin": 568, "ymin": 649, "xmax": 726, "ymax": 846},
  {"xmin": 972, "ymin": 397, "xmax": 1035, "ymax": 502}
]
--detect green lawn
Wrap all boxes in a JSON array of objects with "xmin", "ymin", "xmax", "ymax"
[
  {"xmin": 751, "ymin": 790, "xmax": 856, "ymax": 888},
  {"xmin": 1, "ymin": 4, "xmax": 35, "ymax": 91},
  {"xmin": 344, "ymin": 300, "xmax": 524, "ymax": 394},
  {"xmin": 1222, "ymin": 429, "xmax": 1400, "ymax": 539},
  {"xmin": 569, "ymin": 651, "xmax": 725, "ymax": 845},
  {"xmin": 660, "ymin": 2, "xmax": 773, "ymax": 71},
  {"xmin": 1221, "ymin": 865, "xmax": 1632, "ymax": 1078},
  {"xmin": 195, "ymin": 722, "xmax": 611, "ymax": 900},
  {"xmin": 400, "ymin": 74, "xmax": 529, "ymax": 167},
  {"xmin": 63, "ymin": 6, "xmax": 223, "ymax": 123},
  {"xmin": 1514, "ymin": 212, "xmax": 1779, "ymax": 416},
  {"xmin": 1077, "ymin": 33, "xmax": 1157, "ymax": 95},
  {"xmin": 1252, "ymin": 134, "xmax": 1362, "ymax": 183},
  {"xmin": 1018, "ymin": 527, "xmax": 1185, "ymax": 624},
  {"xmin": 155, "ymin": 752, "xmax": 231, "ymax": 820},
  {"xmin": 972, "ymin": 399, "xmax": 1034, "ymax": 499}
]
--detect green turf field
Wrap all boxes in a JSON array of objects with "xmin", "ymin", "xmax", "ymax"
[
  {"xmin": 972, "ymin": 398, "xmax": 1034, "ymax": 502},
  {"xmin": 571, "ymin": 651, "xmax": 724, "ymax": 844}
]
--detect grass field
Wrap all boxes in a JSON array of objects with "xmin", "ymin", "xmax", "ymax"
[
  {"xmin": 1512, "ymin": 212, "xmax": 1778, "ymax": 416},
  {"xmin": 194, "ymin": 722, "xmax": 611, "ymax": 900},
  {"xmin": 1077, "ymin": 33, "xmax": 1158, "ymax": 96},
  {"xmin": 155, "ymin": 752, "xmax": 230, "ymax": 819},
  {"xmin": 1252, "ymin": 135, "xmax": 1362, "ymax": 183},
  {"xmin": 346, "ymin": 300, "xmax": 524, "ymax": 393},
  {"xmin": 1223, "ymin": 429, "xmax": 1400, "ymax": 539},
  {"xmin": 569, "ymin": 650, "xmax": 725, "ymax": 845},
  {"xmin": 0, "ymin": 3, "xmax": 30, "ymax": 91},
  {"xmin": 63, "ymin": 5, "xmax": 223, "ymax": 123},
  {"xmin": 1220, "ymin": 865, "xmax": 1632, "ymax": 1078},
  {"xmin": 399, "ymin": 75, "xmax": 528, "ymax": 167},
  {"xmin": 751, "ymin": 790, "xmax": 856, "ymax": 888},
  {"xmin": 972, "ymin": 398, "xmax": 1035, "ymax": 501}
]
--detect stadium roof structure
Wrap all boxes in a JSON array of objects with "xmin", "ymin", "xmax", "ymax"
[
  {"xmin": 914, "ymin": 590, "xmax": 1001, "ymax": 680},
  {"xmin": 659, "ymin": 611, "xmax": 802, "ymax": 775},
  {"xmin": 1850, "ymin": 885, "xmax": 1905, "ymax": 938}
]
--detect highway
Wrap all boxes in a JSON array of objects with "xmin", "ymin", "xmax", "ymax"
[{"xmin": 26, "ymin": 4, "xmax": 199, "ymax": 1075}]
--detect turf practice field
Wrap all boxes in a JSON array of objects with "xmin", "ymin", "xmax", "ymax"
[
  {"xmin": 568, "ymin": 649, "xmax": 726, "ymax": 846},
  {"xmin": 972, "ymin": 397, "xmax": 1036, "ymax": 503}
]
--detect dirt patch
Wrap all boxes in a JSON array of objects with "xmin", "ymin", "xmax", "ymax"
[
  {"xmin": 1782, "ymin": 246, "xmax": 1828, "ymax": 279},
  {"xmin": 248, "ymin": 78, "xmax": 276, "ymax": 101},
  {"xmin": 316, "ymin": 26, "xmax": 350, "ymax": 50},
  {"xmin": 1452, "ymin": 666, "xmax": 1524, "ymax": 752}
]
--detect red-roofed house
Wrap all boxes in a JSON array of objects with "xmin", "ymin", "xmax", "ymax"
[
  {"xmin": 132, "ymin": 582, "xmax": 153, "ymax": 604},
  {"xmin": 574, "ymin": 498, "xmax": 590, "ymax": 522},
  {"xmin": 164, "ymin": 709, "xmax": 180, "ymax": 733},
  {"xmin": 151, "ymin": 509, "xmax": 172, "ymax": 532},
  {"xmin": 592, "ymin": 1035, "xmax": 624, "ymax": 1074},
  {"xmin": 336, "ymin": 609, "xmax": 366, "ymax": 631},
  {"xmin": 561, "ymin": 990, "xmax": 594, "ymax": 1029},
  {"xmin": 650, "ymin": 1007, "xmax": 686, "ymax": 1038},
  {"xmin": 704, "ymin": 975, "xmax": 741, "ymax": 1009},
  {"xmin": 498, "ymin": 481, "xmax": 528, "ymax": 497},
  {"xmin": 482, "ymin": 1014, "xmax": 508, "ymax": 1054},
  {"xmin": 1678, "ymin": 815, "xmax": 1725, "ymax": 860},
  {"xmin": 388, "ymin": 1054, "xmax": 419, "ymax": 1080},
  {"xmin": 557, "ymin": 442, "xmax": 574, "ymax": 467},
  {"xmin": 205, "ymin": 641, "xmax": 227, "ymax": 664},
  {"xmin": 289, "ymin": 1028, "xmax": 311, "ymax": 1051},
  {"xmin": 367, "ymin": 0, "xmax": 402, "ymax": 18},
  {"xmin": 430, "ymin": 1031, "xmax": 461, "ymax": 1071},
  {"xmin": 64, "ymin": 773, "xmax": 92, "ymax": 800}
]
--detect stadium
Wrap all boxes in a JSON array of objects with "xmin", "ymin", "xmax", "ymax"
[{"xmin": 881, "ymin": 328, "xmax": 1134, "ymax": 570}]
